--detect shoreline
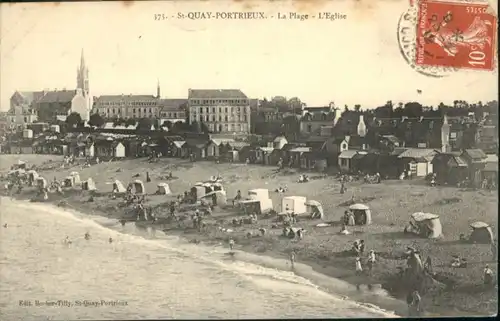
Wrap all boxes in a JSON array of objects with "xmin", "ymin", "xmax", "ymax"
[
  {"xmin": 1, "ymin": 155, "xmax": 496, "ymax": 317},
  {"xmin": 0, "ymin": 192, "xmax": 478, "ymax": 318}
]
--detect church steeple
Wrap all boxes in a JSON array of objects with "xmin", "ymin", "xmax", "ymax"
[
  {"xmin": 77, "ymin": 48, "xmax": 89, "ymax": 97},
  {"xmin": 156, "ymin": 79, "xmax": 161, "ymax": 98}
]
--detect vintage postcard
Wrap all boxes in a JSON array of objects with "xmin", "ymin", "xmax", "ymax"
[{"xmin": 0, "ymin": 0, "xmax": 497, "ymax": 319}]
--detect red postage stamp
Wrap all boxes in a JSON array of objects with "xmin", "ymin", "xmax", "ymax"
[{"xmin": 415, "ymin": 0, "xmax": 497, "ymax": 70}]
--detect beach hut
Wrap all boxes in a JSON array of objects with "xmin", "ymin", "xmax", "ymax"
[
  {"xmin": 348, "ymin": 203, "xmax": 372, "ymax": 225},
  {"xmin": 305, "ymin": 200, "xmax": 324, "ymax": 219},
  {"xmin": 156, "ymin": 183, "xmax": 172, "ymax": 195},
  {"xmin": 201, "ymin": 190, "xmax": 227, "ymax": 206},
  {"xmin": 405, "ymin": 212, "xmax": 443, "ymax": 239},
  {"xmin": 132, "ymin": 180, "xmax": 145, "ymax": 194},
  {"xmin": 27, "ymin": 170, "xmax": 39, "ymax": 186},
  {"xmin": 112, "ymin": 180, "xmax": 126, "ymax": 193},
  {"xmin": 64, "ymin": 176, "xmax": 75, "ymax": 187},
  {"xmin": 191, "ymin": 185, "xmax": 207, "ymax": 200},
  {"xmin": 248, "ymin": 188, "xmax": 273, "ymax": 212},
  {"xmin": 239, "ymin": 199, "xmax": 262, "ymax": 215},
  {"xmin": 70, "ymin": 172, "xmax": 81, "ymax": 185},
  {"xmin": 469, "ymin": 221, "xmax": 494, "ymax": 244},
  {"xmin": 82, "ymin": 178, "xmax": 97, "ymax": 191},
  {"xmin": 282, "ymin": 196, "xmax": 307, "ymax": 214}
]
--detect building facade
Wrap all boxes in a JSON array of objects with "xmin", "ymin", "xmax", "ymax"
[
  {"xmin": 299, "ymin": 104, "xmax": 340, "ymax": 135},
  {"xmin": 158, "ymin": 99, "xmax": 188, "ymax": 124},
  {"xmin": 7, "ymin": 91, "xmax": 45, "ymax": 129},
  {"xmin": 92, "ymin": 81, "xmax": 162, "ymax": 119},
  {"xmin": 188, "ymin": 89, "xmax": 251, "ymax": 134}
]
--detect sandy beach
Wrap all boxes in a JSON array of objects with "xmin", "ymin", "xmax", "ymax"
[{"xmin": 1, "ymin": 154, "xmax": 497, "ymax": 317}]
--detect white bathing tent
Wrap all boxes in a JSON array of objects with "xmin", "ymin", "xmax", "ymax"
[
  {"xmin": 82, "ymin": 178, "xmax": 97, "ymax": 191},
  {"xmin": 70, "ymin": 172, "xmax": 81, "ymax": 185},
  {"xmin": 282, "ymin": 196, "xmax": 307, "ymax": 214},
  {"xmin": 132, "ymin": 180, "xmax": 145, "ymax": 194},
  {"xmin": 248, "ymin": 188, "xmax": 273, "ymax": 212},
  {"xmin": 112, "ymin": 180, "xmax": 126, "ymax": 193},
  {"xmin": 305, "ymin": 200, "xmax": 324, "ymax": 219},
  {"xmin": 156, "ymin": 183, "xmax": 172, "ymax": 195}
]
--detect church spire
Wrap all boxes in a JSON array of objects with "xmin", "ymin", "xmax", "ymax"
[
  {"xmin": 80, "ymin": 48, "xmax": 85, "ymax": 70},
  {"xmin": 156, "ymin": 79, "xmax": 161, "ymax": 98}
]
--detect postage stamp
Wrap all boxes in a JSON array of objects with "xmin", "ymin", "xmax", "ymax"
[{"xmin": 415, "ymin": 0, "xmax": 497, "ymax": 70}]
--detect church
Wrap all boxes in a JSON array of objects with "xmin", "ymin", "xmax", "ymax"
[{"xmin": 10, "ymin": 49, "xmax": 93, "ymax": 125}]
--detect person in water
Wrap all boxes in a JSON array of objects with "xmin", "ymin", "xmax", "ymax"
[
  {"xmin": 3, "ymin": 223, "xmax": 7, "ymax": 228},
  {"xmin": 84, "ymin": 232, "xmax": 91, "ymax": 240},
  {"xmin": 63, "ymin": 236, "xmax": 72, "ymax": 245},
  {"xmin": 109, "ymin": 237, "xmax": 113, "ymax": 244}
]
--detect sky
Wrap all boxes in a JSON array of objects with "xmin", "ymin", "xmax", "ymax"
[{"xmin": 1, "ymin": 0, "xmax": 498, "ymax": 111}]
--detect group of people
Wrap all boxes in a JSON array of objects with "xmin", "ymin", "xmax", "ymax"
[{"xmin": 63, "ymin": 233, "xmax": 114, "ymax": 246}]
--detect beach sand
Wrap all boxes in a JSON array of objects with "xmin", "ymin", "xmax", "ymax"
[{"xmin": 1, "ymin": 154, "xmax": 497, "ymax": 316}]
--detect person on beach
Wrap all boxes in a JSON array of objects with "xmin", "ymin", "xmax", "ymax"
[
  {"xmin": 410, "ymin": 290, "xmax": 422, "ymax": 316},
  {"xmin": 289, "ymin": 251, "xmax": 296, "ymax": 269},
  {"xmin": 3, "ymin": 224, "xmax": 7, "ymax": 228},
  {"xmin": 367, "ymin": 250, "xmax": 376, "ymax": 273},
  {"xmin": 359, "ymin": 240, "xmax": 365, "ymax": 253},
  {"xmin": 63, "ymin": 236, "xmax": 72, "ymax": 246},
  {"xmin": 483, "ymin": 264, "xmax": 494, "ymax": 286},
  {"xmin": 109, "ymin": 237, "xmax": 113, "ymax": 244},
  {"xmin": 146, "ymin": 171, "xmax": 151, "ymax": 183},
  {"xmin": 355, "ymin": 257, "xmax": 363, "ymax": 275},
  {"xmin": 229, "ymin": 238, "xmax": 235, "ymax": 251},
  {"xmin": 84, "ymin": 232, "xmax": 91, "ymax": 240}
]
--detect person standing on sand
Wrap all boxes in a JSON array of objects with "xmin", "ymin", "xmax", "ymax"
[
  {"xmin": 146, "ymin": 171, "xmax": 151, "ymax": 183},
  {"xmin": 289, "ymin": 251, "xmax": 296, "ymax": 270},
  {"xmin": 229, "ymin": 238, "xmax": 235, "ymax": 251},
  {"xmin": 355, "ymin": 257, "xmax": 363, "ymax": 275}
]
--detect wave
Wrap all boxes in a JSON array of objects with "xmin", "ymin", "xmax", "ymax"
[{"xmin": 2, "ymin": 197, "xmax": 400, "ymax": 318}]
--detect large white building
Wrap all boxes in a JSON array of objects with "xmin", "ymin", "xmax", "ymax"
[{"xmin": 188, "ymin": 89, "xmax": 251, "ymax": 133}]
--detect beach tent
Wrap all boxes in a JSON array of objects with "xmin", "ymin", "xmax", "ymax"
[
  {"xmin": 112, "ymin": 180, "xmax": 126, "ymax": 193},
  {"xmin": 36, "ymin": 177, "xmax": 48, "ymax": 189},
  {"xmin": 469, "ymin": 221, "xmax": 494, "ymax": 244},
  {"xmin": 15, "ymin": 160, "xmax": 27, "ymax": 170},
  {"xmin": 406, "ymin": 212, "xmax": 443, "ymax": 239},
  {"xmin": 248, "ymin": 188, "xmax": 273, "ymax": 212},
  {"xmin": 70, "ymin": 172, "xmax": 81, "ymax": 185},
  {"xmin": 132, "ymin": 180, "xmax": 145, "ymax": 194},
  {"xmin": 282, "ymin": 196, "xmax": 307, "ymax": 214},
  {"xmin": 201, "ymin": 190, "xmax": 227, "ymax": 206},
  {"xmin": 82, "ymin": 178, "xmax": 97, "ymax": 191},
  {"xmin": 156, "ymin": 183, "xmax": 172, "ymax": 195},
  {"xmin": 305, "ymin": 200, "xmax": 324, "ymax": 219},
  {"xmin": 191, "ymin": 185, "xmax": 206, "ymax": 200},
  {"xmin": 239, "ymin": 199, "xmax": 262, "ymax": 215},
  {"xmin": 64, "ymin": 176, "xmax": 75, "ymax": 187},
  {"xmin": 349, "ymin": 203, "xmax": 372, "ymax": 225},
  {"xmin": 27, "ymin": 170, "xmax": 39, "ymax": 186}
]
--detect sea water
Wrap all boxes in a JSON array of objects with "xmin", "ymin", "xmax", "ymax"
[{"xmin": 0, "ymin": 197, "xmax": 398, "ymax": 320}]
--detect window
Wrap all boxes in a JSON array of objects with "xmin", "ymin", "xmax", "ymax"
[
  {"xmin": 173, "ymin": 113, "xmax": 177, "ymax": 118},
  {"xmin": 225, "ymin": 116, "xmax": 228, "ymax": 121},
  {"xmin": 341, "ymin": 159, "xmax": 348, "ymax": 166},
  {"xmin": 225, "ymin": 107, "xmax": 228, "ymax": 113},
  {"xmin": 243, "ymin": 115, "xmax": 247, "ymax": 121},
  {"xmin": 24, "ymin": 117, "xmax": 27, "ymax": 122},
  {"xmin": 219, "ymin": 115, "xmax": 222, "ymax": 121},
  {"xmin": 205, "ymin": 115, "xmax": 209, "ymax": 122},
  {"xmin": 212, "ymin": 108, "xmax": 215, "ymax": 113},
  {"xmin": 206, "ymin": 107, "xmax": 209, "ymax": 113},
  {"xmin": 133, "ymin": 108, "xmax": 136, "ymax": 113}
]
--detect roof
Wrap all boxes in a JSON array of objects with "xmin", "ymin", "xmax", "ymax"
[
  {"xmin": 188, "ymin": 89, "xmax": 247, "ymax": 99},
  {"xmin": 210, "ymin": 138, "xmax": 235, "ymax": 146},
  {"xmin": 258, "ymin": 147, "xmax": 274, "ymax": 153},
  {"xmin": 390, "ymin": 147, "xmax": 408, "ymax": 156},
  {"xmin": 289, "ymin": 147, "xmax": 312, "ymax": 153},
  {"xmin": 184, "ymin": 139, "xmax": 207, "ymax": 148},
  {"xmin": 273, "ymin": 136, "xmax": 287, "ymax": 142},
  {"xmin": 339, "ymin": 150, "xmax": 358, "ymax": 159},
  {"xmin": 303, "ymin": 106, "xmax": 332, "ymax": 113},
  {"xmin": 301, "ymin": 112, "xmax": 336, "ymax": 122},
  {"xmin": 173, "ymin": 141, "xmax": 185, "ymax": 149},
  {"xmin": 381, "ymin": 135, "xmax": 400, "ymax": 145},
  {"xmin": 227, "ymin": 141, "xmax": 250, "ymax": 149},
  {"xmin": 485, "ymin": 154, "xmax": 498, "ymax": 163},
  {"xmin": 352, "ymin": 153, "xmax": 367, "ymax": 160},
  {"xmin": 158, "ymin": 99, "xmax": 188, "ymax": 110},
  {"xmin": 411, "ymin": 212, "xmax": 440, "ymax": 221},
  {"xmin": 398, "ymin": 148, "xmax": 438, "ymax": 159},
  {"xmin": 463, "ymin": 149, "xmax": 488, "ymax": 160},
  {"xmin": 470, "ymin": 221, "xmax": 490, "ymax": 229},
  {"xmin": 483, "ymin": 162, "xmax": 498, "ymax": 172},
  {"xmin": 349, "ymin": 203, "xmax": 369, "ymax": 210},
  {"xmin": 38, "ymin": 90, "xmax": 77, "ymax": 103},
  {"xmin": 448, "ymin": 156, "xmax": 468, "ymax": 167},
  {"xmin": 11, "ymin": 91, "xmax": 46, "ymax": 106},
  {"xmin": 95, "ymin": 95, "xmax": 157, "ymax": 102}
]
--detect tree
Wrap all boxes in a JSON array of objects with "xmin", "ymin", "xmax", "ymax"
[
  {"xmin": 66, "ymin": 112, "xmax": 82, "ymax": 128},
  {"xmin": 200, "ymin": 122, "xmax": 210, "ymax": 133},
  {"xmin": 125, "ymin": 118, "xmax": 137, "ymax": 127},
  {"xmin": 88, "ymin": 113, "xmax": 105, "ymax": 128},
  {"xmin": 191, "ymin": 121, "xmax": 202, "ymax": 133},
  {"xmin": 137, "ymin": 118, "xmax": 153, "ymax": 131},
  {"xmin": 354, "ymin": 104, "xmax": 361, "ymax": 112},
  {"xmin": 162, "ymin": 120, "xmax": 173, "ymax": 129}
]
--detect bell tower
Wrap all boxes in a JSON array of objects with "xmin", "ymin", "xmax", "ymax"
[{"xmin": 76, "ymin": 48, "xmax": 89, "ymax": 97}]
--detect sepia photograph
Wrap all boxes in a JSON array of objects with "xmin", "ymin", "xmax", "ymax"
[{"xmin": 0, "ymin": 0, "xmax": 497, "ymax": 319}]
